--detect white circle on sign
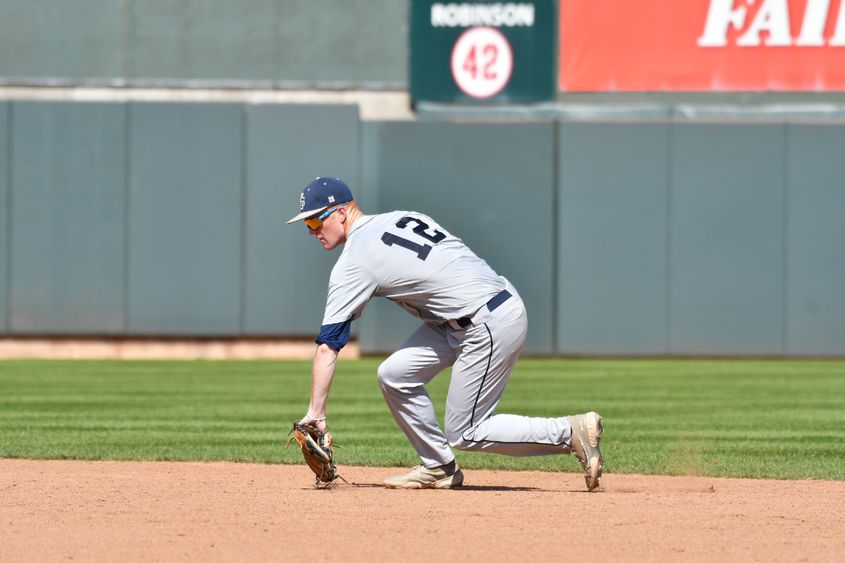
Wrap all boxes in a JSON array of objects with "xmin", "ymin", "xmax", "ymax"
[{"xmin": 450, "ymin": 27, "xmax": 513, "ymax": 99}]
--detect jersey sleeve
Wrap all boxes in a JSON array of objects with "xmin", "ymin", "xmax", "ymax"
[
  {"xmin": 321, "ymin": 259, "xmax": 377, "ymax": 326},
  {"xmin": 315, "ymin": 319, "xmax": 353, "ymax": 351}
]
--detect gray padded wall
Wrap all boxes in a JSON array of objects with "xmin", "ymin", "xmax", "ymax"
[
  {"xmin": 128, "ymin": 0, "xmax": 406, "ymax": 84},
  {"xmin": 0, "ymin": 0, "xmax": 125, "ymax": 81},
  {"xmin": 558, "ymin": 122, "xmax": 670, "ymax": 355},
  {"xmin": 0, "ymin": 0, "xmax": 407, "ymax": 86},
  {"xmin": 128, "ymin": 103, "xmax": 242, "ymax": 334},
  {"xmin": 271, "ymin": 0, "xmax": 406, "ymax": 85},
  {"xmin": 243, "ymin": 104, "xmax": 359, "ymax": 334},
  {"xmin": 358, "ymin": 121, "xmax": 556, "ymax": 355},
  {"xmin": 0, "ymin": 103, "xmax": 7, "ymax": 331},
  {"xmin": 670, "ymin": 124, "xmax": 786, "ymax": 355},
  {"xmin": 786, "ymin": 124, "xmax": 845, "ymax": 355},
  {"xmin": 128, "ymin": 0, "xmax": 279, "ymax": 83},
  {"xmin": 10, "ymin": 102, "xmax": 126, "ymax": 333},
  {"xmin": 0, "ymin": 99, "xmax": 843, "ymax": 356}
]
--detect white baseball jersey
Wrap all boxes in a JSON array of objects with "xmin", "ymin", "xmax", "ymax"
[{"xmin": 322, "ymin": 211, "xmax": 506, "ymax": 326}]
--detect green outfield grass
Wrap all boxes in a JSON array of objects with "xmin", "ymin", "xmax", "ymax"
[{"xmin": 0, "ymin": 359, "xmax": 843, "ymax": 480}]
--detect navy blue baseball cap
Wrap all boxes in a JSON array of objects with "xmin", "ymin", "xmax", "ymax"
[{"xmin": 286, "ymin": 177, "xmax": 354, "ymax": 224}]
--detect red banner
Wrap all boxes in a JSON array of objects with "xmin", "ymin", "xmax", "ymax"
[{"xmin": 560, "ymin": 0, "xmax": 845, "ymax": 91}]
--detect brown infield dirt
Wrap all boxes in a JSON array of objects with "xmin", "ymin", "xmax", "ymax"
[{"xmin": 2, "ymin": 459, "xmax": 843, "ymax": 563}]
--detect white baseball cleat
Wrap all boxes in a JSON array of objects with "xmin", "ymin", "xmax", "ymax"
[
  {"xmin": 383, "ymin": 463, "xmax": 464, "ymax": 489},
  {"xmin": 567, "ymin": 411, "xmax": 604, "ymax": 492}
]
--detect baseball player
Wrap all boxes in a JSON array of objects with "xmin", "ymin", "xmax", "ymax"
[{"xmin": 287, "ymin": 177, "xmax": 604, "ymax": 491}]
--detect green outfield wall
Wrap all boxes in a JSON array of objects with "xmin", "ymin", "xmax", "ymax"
[
  {"xmin": 0, "ymin": 0, "xmax": 406, "ymax": 88},
  {"xmin": 1, "ymin": 101, "xmax": 844, "ymax": 356},
  {"xmin": 0, "ymin": 102, "xmax": 7, "ymax": 330}
]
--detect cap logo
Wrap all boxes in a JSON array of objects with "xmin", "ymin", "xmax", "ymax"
[
  {"xmin": 299, "ymin": 192, "xmax": 305, "ymax": 211},
  {"xmin": 328, "ymin": 195, "xmax": 335, "ymax": 203}
]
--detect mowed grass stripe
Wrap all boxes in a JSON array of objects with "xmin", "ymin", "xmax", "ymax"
[{"xmin": 0, "ymin": 359, "xmax": 842, "ymax": 479}]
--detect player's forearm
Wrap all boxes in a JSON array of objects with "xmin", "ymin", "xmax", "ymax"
[{"xmin": 307, "ymin": 343, "xmax": 339, "ymax": 419}]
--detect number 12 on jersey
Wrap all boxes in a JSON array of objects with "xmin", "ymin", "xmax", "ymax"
[{"xmin": 381, "ymin": 216, "xmax": 446, "ymax": 261}]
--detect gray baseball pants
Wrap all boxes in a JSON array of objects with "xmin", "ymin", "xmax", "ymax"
[{"xmin": 377, "ymin": 282, "xmax": 573, "ymax": 468}]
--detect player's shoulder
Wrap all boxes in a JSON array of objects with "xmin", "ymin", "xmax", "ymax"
[
  {"xmin": 380, "ymin": 210, "xmax": 441, "ymax": 225},
  {"xmin": 349, "ymin": 210, "xmax": 450, "ymax": 243},
  {"xmin": 351, "ymin": 210, "xmax": 412, "ymax": 233},
  {"xmin": 330, "ymin": 245, "xmax": 373, "ymax": 284},
  {"xmin": 374, "ymin": 210, "xmax": 455, "ymax": 240},
  {"xmin": 374, "ymin": 210, "xmax": 414, "ymax": 223}
]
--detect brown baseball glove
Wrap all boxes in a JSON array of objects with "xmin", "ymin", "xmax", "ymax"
[{"xmin": 286, "ymin": 421, "xmax": 344, "ymax": 488}]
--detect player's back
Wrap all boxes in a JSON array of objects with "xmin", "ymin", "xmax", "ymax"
[{"xmin": 341, "ymin": 210, "xmax": 505, "ymax": 321}]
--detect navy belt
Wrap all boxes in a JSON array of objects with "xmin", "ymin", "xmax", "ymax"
[{"xmin": 449, "ymin": 289, "xmax": 512, "ymax": 330}]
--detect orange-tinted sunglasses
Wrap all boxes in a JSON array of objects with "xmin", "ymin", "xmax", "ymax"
[{"xmin": 304, "ymin": 205, "xmax": 342, "ymax": 230}]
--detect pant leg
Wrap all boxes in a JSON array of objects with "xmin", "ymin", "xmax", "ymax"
[
  {"xmin": 444, "ymin": 290, "xmax": 573, "ymax": 456},
  {"xmin": 377, "ymin": 321, "xmax": 458, "ymax": 468}
]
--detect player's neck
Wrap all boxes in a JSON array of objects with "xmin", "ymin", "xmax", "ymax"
[{"xmin": 344, "ymin": 206, "xmax": 364, "ymax": 236}]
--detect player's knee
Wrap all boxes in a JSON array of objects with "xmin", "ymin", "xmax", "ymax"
[
  {"xmin": 376, "ymin": 357, "xmax": 403, "ymax": 389},
  {"xmin": 447, "ymin": 434, "xmax": 467, "ymax": 450},
  {"xmin": 446, "ymin": 425, "xmax": 475, "ymax": 451}
]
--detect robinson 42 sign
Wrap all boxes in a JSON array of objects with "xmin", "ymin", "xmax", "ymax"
[
  {"xmin": 450, "ymin": 26, "xmax": 514, "ymax": 99},
  {"xmin": 411, "ymin": 1, "xmax": 556, "ymax": 104}
]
